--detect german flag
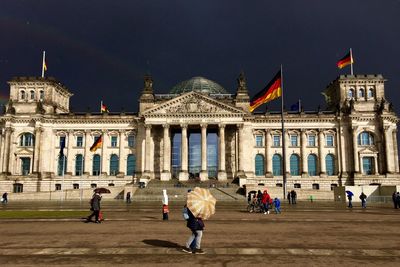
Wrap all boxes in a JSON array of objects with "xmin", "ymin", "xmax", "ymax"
[
  {"xmin": 337, "ymin": 51, "xmax": 353, "ymax": 69},
  {"xmin": 101, "ymin": 103, "xmax": 109, "ymax": 113},
  {"xmin": 249, "ymin": 70, "xmax": 282, "ymax": 112},
  {"xmin": 90, "ymin": 136, "xmax": 103, "ymax": 152}
]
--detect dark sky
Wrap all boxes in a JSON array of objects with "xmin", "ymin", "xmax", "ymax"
[{"xmin": 1, "ymin": 0, "xmax": 400, "ymax": 113}]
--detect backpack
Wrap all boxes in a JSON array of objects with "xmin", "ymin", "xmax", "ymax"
[{"xmin": 182, "ymin": 207, "xmax": 189, "ymax": 220}]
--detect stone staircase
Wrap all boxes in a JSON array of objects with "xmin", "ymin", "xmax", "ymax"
[{"xmin": 132, "ymin": 179, "xmax": 245, "ymax": 201}]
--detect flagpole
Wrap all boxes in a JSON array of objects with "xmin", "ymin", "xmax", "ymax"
[
  {"xmin": 350, "ymin": 48, "xmax": 354, "ymax": 75},
  {"xmin": 41, "ymin": 51, "xmax": 46, "ymax": 78},
  {"xmin": 298, "ymin": 99, "xmax": 301, "ymax": 113},
  {"xmin": 100, "ymin": 101, "xmax": 103, "ymax": 113},
  {"xmin": 280, "ymin": 65, "xmax": 287, "ymax": 199}
]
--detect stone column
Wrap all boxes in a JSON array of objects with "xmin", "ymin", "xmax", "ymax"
[
  {"xmin": 161, "ymin": 124, "xmax": 171, "ymax": 181},
  {"xmin": 144, "ymin": 125, "xmax": 152, "ymax": 175},
  {"xmin": 218, "ymin": 124, "xmax": 227, "ymax": 181},
  {"xmin": 374, "ymin": 156, "xmax": 378, "ymax": 175},
  {"xmin": 83, "ymin": 130, "xmax": 91, "ymax": 174},
  {"xmin": 318, "ymin": 130, "xmax": 326, "ymax": 176},
  {"xmin": 179, "ymin": 124, "xmax": 189, "ymax": 181},
  {"xmin": 384, "ymin": 126, "xmax": 395, "ymax": 173},
  {"xmin": 3, "ymin": 128, "xmax": 12, "ymax": 174},
  {"xmin": 301, "ymin": 130, "xmax": 308, "ymax": 177},
  {"xmin": 66, "ymin": 130, "xmax": 74, "ymax": 175},
  {"xmin": 237, "ymin": 124, "xmax": 245, "ymax": 175},
  {"xmin": 101, "ymin": 131, "xmax": 107, "ymax": 175},
  {"xmin": 265, "ymin": 129, "xmax": 272, "ymax": 176},
  {"xmin": 119, "ymin": 130, "xmax": 126, "ymax": 176},
  {"xmin": 284, "ymin": 130, "xmax": 290, "ymax": 176},
  {"xmin": 352, "ymin": 127, "xmax": 359, "ymax": 174},
  {"xmin": 33, "ymin": 127, "xmax": 43, "ymax": 174},
  {"xmin": 0, "ymin": 129, "xmax": 4, "ymax": 173},
  {"xmin": 8, "ymin": 129, "xmax": 16, "ymax": 174},
  {"xmin": 393, "ymin": 130, "xmax": 399, "ymax": 173},
  {"xmin": 199, "ymin": 124, "xmax": 208, "ymax": 181}
]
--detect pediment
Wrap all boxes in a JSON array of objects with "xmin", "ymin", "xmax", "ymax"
[
  {"xmin": 142, "ymin": 92, "xmax": 246, "ymax": 116},
  {"xmin": 15, "ymin": 148, "xmax": 33, "ymax": 155},
  {"xmin": 358, "ymin": 147, "xmax": 378, "ymax": 154}
]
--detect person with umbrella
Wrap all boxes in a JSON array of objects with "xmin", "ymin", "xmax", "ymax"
[
  {"xmin": 346, "ymin": 190, "xmax": 353, "ymax": 208},
  {"xmin": 182, "ymin": 187, "xmax": 216, "ymax": 254},
  {"xmin": 86, "ymin": 188, "xmax": 108, "ymax": 223}
]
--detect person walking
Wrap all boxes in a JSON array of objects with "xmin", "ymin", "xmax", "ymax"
[
  {"xmin": 291, "ymin": 190, "xmax": 297, "ymax": 204},
  {"xmin": 392, "ymin": 192, "xmax": 398, "ymax": 209},
  {"xmin": 396, "ymin": 192, "xmax": 400, "ymax": 210},
  {"xmin": 1, "ymin": 192, "xmax": 8, "ymax": 204},
  {"xmin": 347, "ymin": 194, "xmax": 353, "ymax": 208},
  {"xmin": 273, "ymin": 197, "xmax": 281, "ymax": 214},
  {"xmin": 126, "ymin": 192, "xmax": 131, "ymax": 204},
  {"xmin": 261, "ymin": 190, "xmax": 271, "ymax": 214},
  {"xmin": 359, "ymin": 192, "xmax": 367, "ymax": 209},
  {"xmin": 287, "ymin": 192, "xmax": 291, "ymax": 204},
  {"xmin": 86, "ymin": 193, "xmax": 102, "ymax": 223},
  {"xmin": 162, "ymin": 189, "xmax": 169, "ymax": 220},
  {"xmin": 182, "ymin": 208, "xmax": 205, "ymax": 254}
]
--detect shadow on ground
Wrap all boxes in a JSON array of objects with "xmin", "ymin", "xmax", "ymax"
[{"xmin": 143, "ymin": 239, "xmax": 182, "ymax": 248}]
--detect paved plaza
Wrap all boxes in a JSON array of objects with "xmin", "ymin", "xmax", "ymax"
[{"xmin": 0, "ymin": 200, "xmax": 399, "ymax": 266}]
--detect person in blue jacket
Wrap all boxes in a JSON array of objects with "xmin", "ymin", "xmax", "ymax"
[{"xmin": 273, "ymin": 197, "xmax": 281, "ymax": 214}]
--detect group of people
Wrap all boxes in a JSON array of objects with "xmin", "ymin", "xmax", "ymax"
[
  {"xmin": 347, "ymin": 192, "xmax": 368, "ymax": 209},
  {"xmin": 287, "ymin": 190, "xmax": 297, "ymax": 204},
  {"xmin": 247, "ymin": 190, "xmax": 281, "ymax": 214},
  {"xmin": 392, "ymin": 192, "xmax": 400, "ymax": 209}
]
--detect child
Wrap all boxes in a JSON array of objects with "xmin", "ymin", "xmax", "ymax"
[{"xmin": 273, "ymin": 197, "xmax": 281, "ymax": 214}]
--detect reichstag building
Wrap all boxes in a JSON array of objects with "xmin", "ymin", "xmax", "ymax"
[{"xmin": 0, "ymin": 73, "xmax": 399, "ymax": 194}]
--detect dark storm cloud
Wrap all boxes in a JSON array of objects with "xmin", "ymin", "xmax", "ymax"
[{"xmin": 0, "ymin": 0, "xmax": 399, "ymax": 112}]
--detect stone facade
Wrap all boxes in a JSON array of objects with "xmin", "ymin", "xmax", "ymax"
[{"xmin": 0, "ymin": 74, "xmax": 399, "ymax": 194}]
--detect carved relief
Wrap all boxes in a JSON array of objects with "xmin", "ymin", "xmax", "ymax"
[{"xmin": 166, "ymin": 96, "xmax": 224, "ymax": 114}]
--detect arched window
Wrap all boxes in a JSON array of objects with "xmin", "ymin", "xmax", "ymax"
[
  {"xmin": 127, "ymin": 154, "xmax": 136, "ymax": 176},
  {"xmin": 368, "ymin": 88, "xmax": 374, "ymax": 98},
  {"xmin": 326, "ymin": 154, "xmax": 335, "ymax": 176},
  {"xmin": 20, "ymin": 90, "xmax": 26, "ymax": 100},
  {"xmin": 75, "ymin": 154, "xmax": 84, "ymax": 176},
  {"xmin": 358, "ymin": 88, "xmax": 364, "ymax": 98},
  {"xmin": 19, "ymin": 133, "xmax": 35, "ymax": 147},
  {"xmin": 92, "ymin": 154, "xmax": 101, "ymax": 176},
  {"xmin": 308, "ymin": 154, "xmax": 318, "ymax": 176},
  {"xmin": 110, "ymin": 154, "xmax": 119, "ymax": 175},
  {"xmin": 255, "ymin": 154, "xmax": 264, "ymax": 176},
  {"xmin": 128, "ymin": 134, "xmax": 135, "ymax": 147},
  {"xmin": 348, "ymin": 88, "xmax": 354, "ymax": 98},
  {"xmin": 30, "ymin": 90, "xmax": 35, "ymax": 100},
  {"xmin": 290, "ymin": 154, "xmax": 300, "ymax": 176},
  {"xmin": 39, "ymin": 90, "xmax": 44, "ymax": 100},
  {"xmin": 358, "ymin": 131, "xmax": 374, "ymax": 146},
  {"xmin": 272, "ymin": 154, "xmax": 282, "ymax": 176},
  {"xmin": 57, "ymin": 155, "xmax": 67, "ymax": 176}
]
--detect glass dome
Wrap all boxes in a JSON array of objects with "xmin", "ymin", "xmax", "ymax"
[{"xmin": 170, "ymin": 76, "xmax": 228, "ymax": 94}]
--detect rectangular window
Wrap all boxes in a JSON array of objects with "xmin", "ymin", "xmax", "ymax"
[
  {"xmin": 128, "ymin": 135, "xmax": 135, "ymax": 147},
  {"xmin": 273, "ymin": 135, "xmax": 281, "ymax": 146},
  {"xmin": 76, "ymin": 136, "xmax": 83, "ymax": 147},
  {"xmin": 60, "ymin": 136, "xmax": 66, "ymax": 147},
  {"xmin": 290, "ymin": 135, "xmax": 298, "ymax": 146},
  {"xmin": 308, "ymin": 135, "xmax": 316, "ymax": 146},
  {"xmin": 326, "ymin": 135, "xmax": 334, "ymax": 147},
  {"xmin": 111, "ymin": 136, "xmax": 118, "ymax": 147},
  {"xmin": 255, "ymin": 135, "xmax": 263, "ymax": 147}
]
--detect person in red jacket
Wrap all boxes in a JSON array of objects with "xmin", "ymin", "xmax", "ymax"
[{"xmin": 261, "ymin": 190, "xmax": 271, "ymax": 214}]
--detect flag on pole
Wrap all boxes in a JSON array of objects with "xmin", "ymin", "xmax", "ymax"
[
  {"xmin": 42, "ymin": 51, "xmax": 47, "ymax": 77},
  {"xmin": 337, "ymin": 51, "xmax": 353, "ymax": 69},
  {"xmin": 90, "ymin": 136, "xmax": 103, "ymax": 152},
  {"xmin": 290, "ymin": 99, "xmax": 301, "ymax": 112},
  {"xmin": 249, "ymin": 70, "xmax": 282, "ymax": 112},
  {"xmin": 101, "ymin": 101, "xmax": 109, "ymax": 113}
]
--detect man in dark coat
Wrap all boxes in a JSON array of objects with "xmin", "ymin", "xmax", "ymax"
[
  {"xmin": 86, "ymin": 193, "xmax": 102, "ymax": 223},
  {"xmin": 182, "ymin": 208, "xmax": 205, "ymax": 254}
]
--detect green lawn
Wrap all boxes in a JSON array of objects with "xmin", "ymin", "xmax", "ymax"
[{"xmin": 0, "ymin": 210, "xmax": 89, "ymax": 219}]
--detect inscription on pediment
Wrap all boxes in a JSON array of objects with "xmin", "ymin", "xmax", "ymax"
[{"xmin": 167, "ymin": 96, "xmax": 224, "ymax": 113}]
